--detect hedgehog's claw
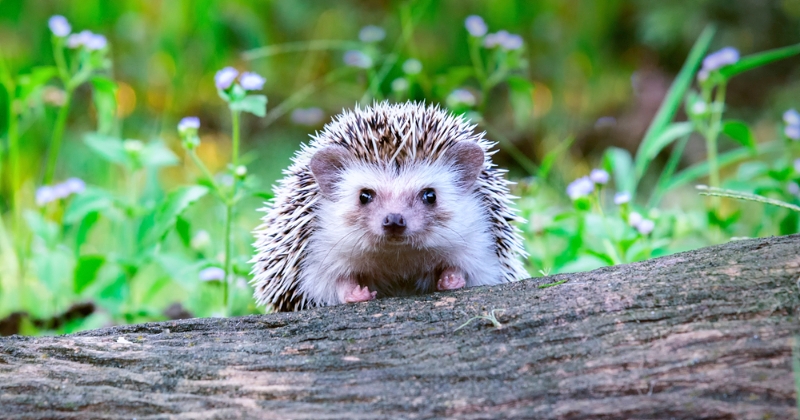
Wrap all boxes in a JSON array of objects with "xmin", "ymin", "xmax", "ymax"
[
  {"xmin": 344, "ymin": 284, "xmax": 377, "ymax": 303},
  {"xmin": 437, "ymin": 267, "xmax": 466, "ymax": 291}
]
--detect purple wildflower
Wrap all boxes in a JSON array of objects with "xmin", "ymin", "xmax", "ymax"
[
  {"xmin": 698, "ymin": 47, "xmax": 739, "ymax": 81},
  {"xmin": 35, "ymin": 186, "xmax": 57, "ymax": 207},
  {"xmin": 484, "ymin": 30, "xmax": 523, "ymax": 50},
  {"xmin": 199, "ymin": 267, "xmax": 225, "ymax": 282},
  {"xmin": 594, "ymin": 116, "xmax": 617, "ymax": 129},
  {"xmin": 63, "ymin": 177, "xmax": 86, "ymax": 195},
  {"xmin": 358, "ymin": 25, "xmax": 386, "ymax": 43},
  {"xmin": 501, "ymin": 33, "xmax": 523, "ymax": 50},
  {"xmin": 48, "ymin": 15, "xmax": 71, "ymax": 37},
  {"xmin": 465, "ymin": 15, "xmax": 487, "ymax": 37},
  {"xmin": 702, "ymin": 47, "xmax": 740, "ymax": 71},
  {"xmin": 343, "ymin": 50, "xmax": 373, "ymax": 69},
  {"xmin": 794, "ymin": 158, "xmax": 800, "ymax": 174},
  {"xmin": 636, "ymin": 219, "xmax": 655, "ymax": 235},
  {"xmin": 446, "ymin": 89, "xmax": 476, "ymax": 108},
  {"xmin": 566, "ymin": 176, "xmax": 594, "ymax": 200},
  {"xmin": 628, "ymin": 211, "xmax": 643, "ymax": 227},
  {"xmin": 783, "ymin": 109, "xmax": 800, "ymax": 126},
  {"xmin": 67, "ymin": 30, "xmax": 92, "ymax": 48},
  {"xmin": 84, "ymin": 33, "xmax": 107, "ymax": 51},
  {"xmin": 786, "ymin": 125, "xmax": 800, "ymax": 141},
  {"xmin": 290, "ymin": 107, "xmax": 325, "ymax": 126},
  {"xmin": 589, "ymin": 169, "xmax": 609, "ymax": 185},
  {"xmin": 788, "ymin": 182, "xmax": 800, "ymax": 197},
  {"xmin": 402, "ymin": 58, "xmax": 422, "ymax": 75},
  {"xmin": 614, "ymin": 192, "xmax": 630, "ymax": 205},
  {"xmin": 391, "ymin": 78, "xmax": 409, "ymax": 92},
  {"xmin": 178, "ymin": 116, "xmax": 200, "ymax": 134},
  {"xmin": 239, "ymin": 72, "xmax": 265, "ymax": 91},
  {"xmin": 214, "ymin": 67, "xmax": 239, "ymax": 90}
]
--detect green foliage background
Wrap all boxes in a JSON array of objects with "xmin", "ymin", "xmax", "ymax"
[{"xmin": 1, "ymin": 0, "xmax": 800, "ymax": 334}]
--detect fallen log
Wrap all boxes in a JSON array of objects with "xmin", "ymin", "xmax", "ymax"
[{"xmin": 1, "ymin": 234, "xmax": 799, "ymax": 419}]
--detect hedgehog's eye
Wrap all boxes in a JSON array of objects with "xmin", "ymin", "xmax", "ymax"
[
  {"xmin": 359, "ymin": 189, "xmax": 374, "ymax": 205},
  {"xmin": 421, "ymin": 188, "xmax": 436, "ymax": 205}
]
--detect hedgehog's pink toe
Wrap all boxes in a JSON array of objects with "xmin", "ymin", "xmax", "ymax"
[
  {"xmin": 437, "ymin": 267, "xmax": 466, "ymax": 291},
  {"xmin": 344, "ymin": 285, "xmax": 377, "ymax": 303}
]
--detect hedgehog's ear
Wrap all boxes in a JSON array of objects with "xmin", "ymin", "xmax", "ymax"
[
  {"xmin": 310, "ymin": 145, "xmax": 350, "ymax": 199},
  {"xmin": 445, "ymin": 141, "xmax": 485, "ymax": 191}
]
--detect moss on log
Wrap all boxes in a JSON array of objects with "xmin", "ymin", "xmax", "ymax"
[{"xmin": 1, "ymin": 234, "xmax": 799, "ymax": 419}]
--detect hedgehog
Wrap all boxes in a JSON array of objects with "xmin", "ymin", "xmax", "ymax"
[{"xmin": 251, "ymin": 101, "xmax": 528, "ymax": 312}]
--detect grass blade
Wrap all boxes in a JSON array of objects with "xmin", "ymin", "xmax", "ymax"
[
  {"xmin": 662, "ymin": 141, "xmax": 781, "ymax": 192},
  {"xmin": 696, "ymin": 185, "xmax": 800, "ymax": 212},
  {"xmin": 719, "ymin": 43, "xmax": 800, "ymax": 80},
  {"xmin": 633, "ymin": 25, "xmax": 716, "ymax": 185}
]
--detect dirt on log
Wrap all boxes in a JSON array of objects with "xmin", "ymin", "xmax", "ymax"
[{"xmin": 1, "ymin": 234, "xmax": 799, "ymax": 419}]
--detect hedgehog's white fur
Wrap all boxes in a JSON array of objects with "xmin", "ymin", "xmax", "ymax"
[{"xmin": 251, "ymin": 101, "xmax": 528, "ymax": 312}]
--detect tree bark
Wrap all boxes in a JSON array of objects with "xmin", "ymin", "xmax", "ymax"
[{"xmin": 1, "ymin": 234, "xmax": 799, "ymax": 419}]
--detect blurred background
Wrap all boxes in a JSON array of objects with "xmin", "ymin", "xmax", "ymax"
[
  {"xmin": 2, "ymin": 0, "xmax": 798, "ymax": 184},
  {"xmin": 1, "ymin": 0, "xmax": 800, "ymax": 334}
]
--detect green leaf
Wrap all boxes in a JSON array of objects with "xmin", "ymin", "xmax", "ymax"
[
  {"xmin": 252, "ymin": 191, "xmax": 274, "ymax": 201},
  {"xmin": 735, "ymin": 162, "xmax": 768, "ymax": 181},
  {"xmin": 74, "ymin": 211, "xmax": 99, "ymax": 253},
  {"xmin": 721, "ymin": 120, "xmax": 756, "ymax": 151},
  {"xmin": 175, "ymin": 216, "xmax": 192, "ymax": 248},
  {"xmin": 140, "ymin": 141, "xmax": 179, "ymax": 168},
  {"xmin": 633, "ymin": 25, "xmax": 715, "ymax": 186},
  {"xmin": 23, "ymin": 210, "xmax": 59, "ymax": 249},
  {"xmin": 63, "ymin": 187, "xmax": 115, "ymax": 224},
  {"xmin": 635, "ymin": 121, "xmax": 695, "ymax": 179},
  {"xmin": 18, "ymin": 66, "xmax": 57, "ymax": 101},
  {"xmin": 603, "ymin": 147, "xmax": 635, "ymax": 194},
  {"xmin": 147, "ymin": 186, "xmax": 209, "ymax": 245},
  {"xmin": 506, "ymin": 76, "xmax": 534, "ymax": 128},
  {"xmin": 98, "ymin": 271, "xmax": 127, "ymax": 309},
  {"xmin": 230, "ymin": 94, "xmax": 268, "ymax": 117},
  {"xmin": 32, "ymin": 246, "xmax": 74, "ymax": 292},
  {"xmin": 719, "ymin": 43, "xmax": 800, "ymax": 81},
  {"xmin": 74, "ymin": 255, "xmax": 105, "ymax": 294},
  {"xmin": 90, "ymin": 76, "xmax": 118, "ymax": 135},
  {"xmin": 84, "ymin": 133, "xmax": 128, "ymax": 164},
  {"xmin": 779, "ymin": 211, "xmax": 799, "ymax": 235}
]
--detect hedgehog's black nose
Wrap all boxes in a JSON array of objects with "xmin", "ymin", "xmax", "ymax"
[{"xmin": 382, "ymin": 213, "xmax": 406, "ymax": 235}]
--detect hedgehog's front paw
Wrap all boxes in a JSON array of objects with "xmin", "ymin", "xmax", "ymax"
[
  {"xmin": 344, "ymin": 284, "xmax": 377, "ymax": 303},
  {"xmin": 437, "ymin": 267, "xmax": 466, "ymax": 291}
]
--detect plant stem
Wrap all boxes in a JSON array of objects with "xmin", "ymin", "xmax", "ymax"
[
  {"xmin": 231, "ymin": 110, "xmax": 241, "ymax": 166},
  {"xmin": 186, "ymin": 146, "xmax": 234, "ymax": 315},
  {"xmin": 2, "ymin": 74, "xmax": 25, "ymax": 278},
  {"xmin": 705, "ymin": 82, "xmax": 726, "ymax": 207},
  {"xmin": 468, "ymin": 37, "xmax": 487, "ymax": 84},
  {"xmin": 593, "ymin": 191, "xmax": 623, "ymax": 265},
  {"xmin": 223, "ymin": 201, "xmax": 233, "ymax": 316},
  {"xmin": 43, "ymin": 89, "xmax": 73, "ymax": 185},
  {"xmin": 648, "ymin": 134, "xmax": 690, "ymax": 208},
  {"xmin": 188, "ymin": 150, "xmax": 225, "ymax": 200},
  {"xmin": 223, "ymin": 109, "xmax": 243, "ymax": 316}
]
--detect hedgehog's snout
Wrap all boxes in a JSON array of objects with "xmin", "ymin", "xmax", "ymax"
[{"xmin": 382, "ymin": 213, "xmax": 407, "ymax": 236}]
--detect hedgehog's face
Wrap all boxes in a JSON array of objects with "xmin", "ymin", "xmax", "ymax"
[{"xmin": 309, "ymin": 142, "xmax": 485, "ymax": 247}]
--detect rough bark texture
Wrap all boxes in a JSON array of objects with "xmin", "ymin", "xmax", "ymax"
[{"xmin": 1, "ymin": 234, "xmax": 799, "ymax": 419}]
